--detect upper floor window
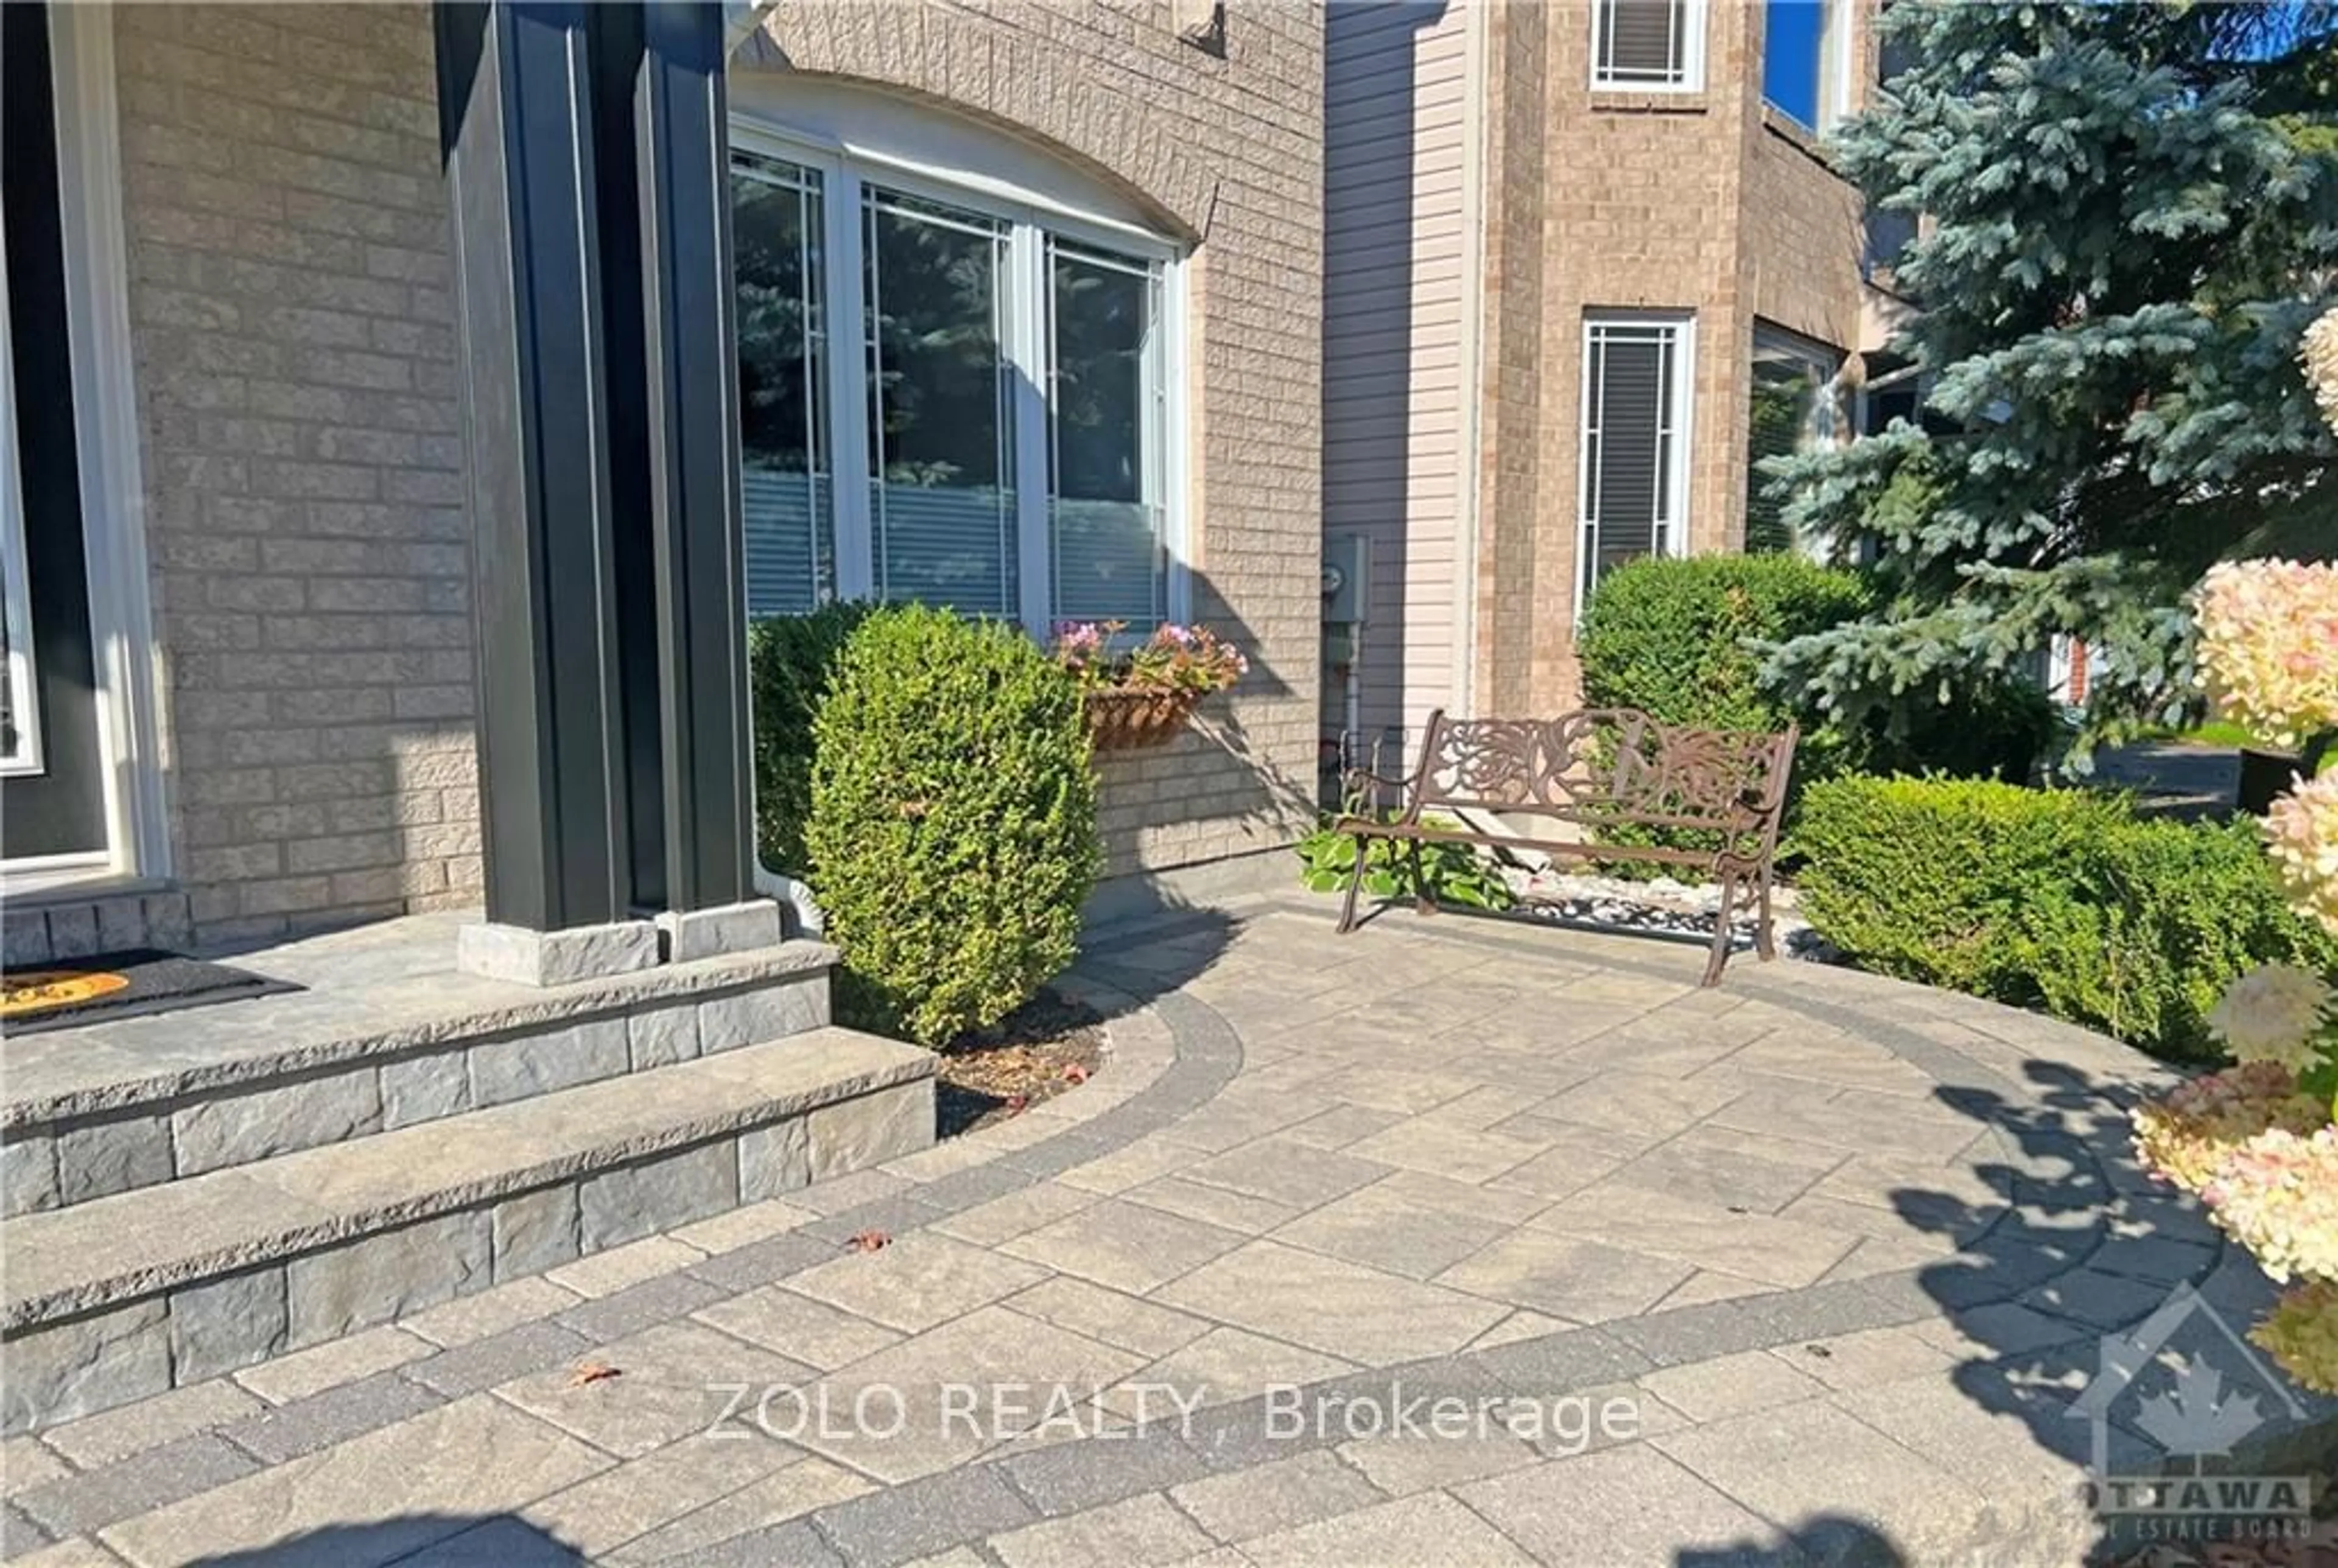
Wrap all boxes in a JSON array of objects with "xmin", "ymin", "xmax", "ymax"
[
  {"xmin": 728, "ymin": 80, "xmax": 1182, "ymax": 636},
  {"xmin": 1763, "ymin": 0, "xmax": 1855, "ymax": 131},
  {"xmin": 1592, "ymin": 0, "xmax": 1705, "ymax": 91},
  {"xmin": 1578, "ymin": 313, "xmax": 1694, "ymax": 618}
]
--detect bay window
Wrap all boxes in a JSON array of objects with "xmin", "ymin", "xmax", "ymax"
[{"xmin": 729, "ymin": 120, "xmax": 1178, "ymax": 635}]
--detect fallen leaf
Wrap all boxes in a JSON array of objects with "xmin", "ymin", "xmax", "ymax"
[
  {"xmin": 570, "ymin": 1362, "xmax": 623, "ymax": 1387},
  {"xmin": 1004, "ymin": 1093, "xmax": 1028, "ymax": 1115},
  {"xmin": 1061, "ymin": 1063, "xmax": 1090, "ymax": 1085},
  {"xmin": 846, "ymin": 1230, "xmax": 891, "ymax": 1253}
]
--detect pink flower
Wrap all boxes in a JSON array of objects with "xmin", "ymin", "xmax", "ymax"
[{"xmin": 2264, "ymin": 771, "xmax": 2338, "ymax": 937}]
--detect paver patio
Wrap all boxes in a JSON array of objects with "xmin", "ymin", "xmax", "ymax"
[{"xmin": 5, "ymin": 898, "xmax": 2327, "ymax": 1567}]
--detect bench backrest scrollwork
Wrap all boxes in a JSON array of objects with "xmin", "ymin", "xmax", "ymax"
[{"xmin": 1400, "ymin": 709, "xmax": 1798, "ymax": 841}]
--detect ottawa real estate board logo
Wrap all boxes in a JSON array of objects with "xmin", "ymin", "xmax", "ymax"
[{"xmin": 2067, "ymin": 1283, "xmax": 2316, "ymax": 1548}]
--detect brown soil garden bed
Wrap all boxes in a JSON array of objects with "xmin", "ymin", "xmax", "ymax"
[{"xmin": 933, "ymin": 989, "xmax": 1107, "ymax": 1138}]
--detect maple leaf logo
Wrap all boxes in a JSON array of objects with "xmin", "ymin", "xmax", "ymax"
[{"xmin": 2132, "ymin": 1363, "xmax": 2265, "ymax": 1469}]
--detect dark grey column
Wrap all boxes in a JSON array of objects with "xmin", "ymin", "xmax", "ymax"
[
  {"xmin": 435, "ymin": 1, "xmax": 632, "ymax": 933},
  {"xmin": 631, "ymin": 0, "xmax": 756, "ymax": 914}
]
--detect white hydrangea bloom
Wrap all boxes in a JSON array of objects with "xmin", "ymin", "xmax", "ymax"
[{"xmin": 2208, "ymin": 963, "xmax": 2334, "ymax": 1074}]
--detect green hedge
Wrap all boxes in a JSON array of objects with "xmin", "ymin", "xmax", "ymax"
[
  {"xmin": 1578, "ymin": 553, "xmax": 1873, "ymax": 735},
  {"xmin": 749, "ymin": 603, "xmax": 872, "ymax": 873},
  {"xmin": 804, "ymin": 604, "xmax": 1099, "ymax": 1046},
  {"xmin": 1795, "ymin": 776, "xmax": 2338, "ymax": 1063},
  {"xmin": 1575, "ymin": 555, "xmax": 1870, "ymax": 868},
  {"xmin": 1577, "ymin": 553, "xmax": 2065, "ymax": 794}
]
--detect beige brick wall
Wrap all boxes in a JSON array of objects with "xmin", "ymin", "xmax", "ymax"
[
  {"xmin": 112, "ymin": 4, "xmax": 481, "ymax": 946},
  {"xmin": 753, "ymin": 1, "xmax": 1325, "ymax": 880},
  {"xmin": 1469, "ymin": 0, "xmax": 1873, "ymax": 712},
  {"xmin": 110, "ymin": 0, "xmax": 1321, "ymax": 936}
]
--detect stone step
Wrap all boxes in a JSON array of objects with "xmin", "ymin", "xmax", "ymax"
[
  {"xmin": 0, "ymin": 1025, "xmax": 935, "ymax": 1433},
  {"xmin": 3, "ymin": 934, "xmax": 837, "ymax": 1214}
]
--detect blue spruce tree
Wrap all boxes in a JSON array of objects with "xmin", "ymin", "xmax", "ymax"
[{"xmin": 1766, "ymin": 1, "xmax": 2338, "ymax": 747}]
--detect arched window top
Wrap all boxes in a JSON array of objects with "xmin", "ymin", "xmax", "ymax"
[{"xmin": 728, "ymin": 74, "xmax": 1171, "ymax": 245}]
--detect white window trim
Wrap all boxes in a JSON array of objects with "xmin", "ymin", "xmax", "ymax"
[
  {"xmin": 1574, "ymin": 312, "xmax": 1696, "ymax": 627},
  {"xmin": 0, "ymin": 217, "xmax": 43, "ymax": 779},
  {"xmin": 1590, "ymin": 0, "xmax": 1707, "ymax": 93},
  {"xmin": 2, "ymin": 5, "xmax": 169, "ymax": 892},
  {"xmin": 728, "ymin": 108, "xmax": 1191, "ymax": 635}
]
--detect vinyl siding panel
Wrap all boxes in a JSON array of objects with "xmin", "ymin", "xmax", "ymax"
[{"xmin": 1323, "ymin": 0, "xmax": 1472, "ymax": 765}]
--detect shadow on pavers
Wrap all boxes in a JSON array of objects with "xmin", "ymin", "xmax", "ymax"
[
  {"xmin": 184, "ymin": 1515, "xmax": 582, "ymax": 1566},
  {"xmin": 1890, "ymin": 1060, "xmax": 2338, "ymax": 1565},
  {"xmin": 1073, "ymin": 898, "xmax": 1241, "ymax": 1015},
  {"xmin": 1679, "ymin": 1511, "xmax": 1909, "ymax": 1567}
]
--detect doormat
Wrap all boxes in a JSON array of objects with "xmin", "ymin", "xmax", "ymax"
[{"xmin": 1, "ymin": 950, "xmax": 300, "ymax": 1034}]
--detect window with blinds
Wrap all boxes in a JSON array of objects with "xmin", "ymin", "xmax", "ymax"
[
  {"xmin": 1592, "ymin": 0, "xmax": 1703, "ymax": 90},
  {"xmin": 1578, "ymin": 316, "xmax": 1691, "ymax": 617},
  {"xmin": 727, "ymin": 144, "xmax": 1176, "ymax": 635}
]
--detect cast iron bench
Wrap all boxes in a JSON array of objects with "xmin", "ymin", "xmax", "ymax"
[{"xmin": 1332, "ymin": 707, "xmax": 1799, "ymax": 985}]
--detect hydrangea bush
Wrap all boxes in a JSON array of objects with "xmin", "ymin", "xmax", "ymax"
[{"xmin": 2130, "ymin": 307, "xmax": 2338, "ymax": 1395}]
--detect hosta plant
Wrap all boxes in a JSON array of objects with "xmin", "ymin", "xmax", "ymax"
[{"xmin": 1296, "ymin": 814, "xmax": 1514, "ymax": 912}]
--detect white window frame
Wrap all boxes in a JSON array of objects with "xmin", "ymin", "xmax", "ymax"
[
  {"xmin": 1574, "ymin": 312, "xmax": 1696, "ymax": 625},
  {"xmin": 1, "ymin": 4, "xmax": 169, "ymax": 892},
  {"xmin": 728, "ymin": 103, "xmax": 1191, "ymax": 637},
  {"xmin": 0, "ymin": 219, "xmax": 43, "ymax": 779},
  {"xmin": 1590, "ymin": 0, "xmax": 1707, "ymax": 93}
]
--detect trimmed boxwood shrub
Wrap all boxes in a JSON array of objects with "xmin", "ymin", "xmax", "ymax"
[
  {"xmin": 749, "ymin": 603, "xmax": 874, "ymax": 873},
  {"xmin": 1578, "ymin": 553, "xmax": 1875, "ymax": 736},
  {"xmin": 1795, "ymin": 775, "xmax": 2338, "ymax": 1063},
  {"xmin": 804, "ymin": 603, "xmax": 1100, "ymax": 1046},
  {"xmin": 1575, "ymin": 555, "xmax": 1872, "ymax": 869}
]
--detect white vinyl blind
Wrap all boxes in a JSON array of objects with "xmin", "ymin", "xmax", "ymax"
[{"xmin": 732, "ymin": 153, "xmax": 835, "ymax": 617}]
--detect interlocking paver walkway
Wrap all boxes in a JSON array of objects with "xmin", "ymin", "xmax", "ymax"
[{"xmin": 8, "ymin": 898, "xmax": 2330, "ymax": 1567}]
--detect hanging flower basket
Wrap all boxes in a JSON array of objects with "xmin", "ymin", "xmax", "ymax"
[
  {"xmin": 1083, "ymin": 687, "xmax": 1202, "ymax": 752},
  {"xmin": 1052, "ymin": 620, "xmax": 1249, "ymax": 756}
]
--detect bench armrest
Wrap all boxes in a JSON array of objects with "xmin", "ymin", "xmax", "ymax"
[{"xmin": 1338, "ymin": 767, "xmax": 1416, "ymax": 816}]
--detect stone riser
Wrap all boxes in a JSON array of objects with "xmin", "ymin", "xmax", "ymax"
[
  {"xmin": 5, "ymin": 970, "xmax": 830, "ymax": 1216},
  {"xmin": 2, "ymin": 1040, "xmax": 933, "ymax": 1433}
]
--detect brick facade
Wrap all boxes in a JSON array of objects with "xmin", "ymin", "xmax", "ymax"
[
  {"xmin": 110, "ymin": 4, "xmax": 479, "ymax": 945},
  {"xmin": 750, "ymin": 2, "xmax": 1325, "ymax": 881},
  {"xmin": 1469, "ymin": 0, "xmax": 1873, "ymax": 712},
  {"xmin": 91, "ymin": 1, "xmax": 1320, "ymax": 942}
]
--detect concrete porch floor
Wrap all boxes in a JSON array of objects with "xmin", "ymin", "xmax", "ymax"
[
  {"xmin": 2, "ymin": 912, "xmax": 829, "ymax": 1125},
  {"xmin": 5, "ymin": 900, "xmax": 2330, "ymax": 1567}
]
